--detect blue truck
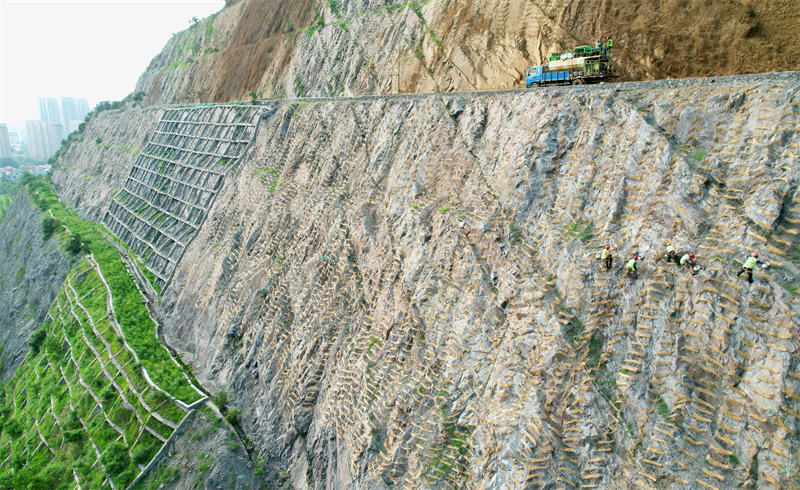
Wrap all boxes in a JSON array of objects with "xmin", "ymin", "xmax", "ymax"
[{"xmin": 526, "ymin": 45, "xmax": 612, "ymax": 87}]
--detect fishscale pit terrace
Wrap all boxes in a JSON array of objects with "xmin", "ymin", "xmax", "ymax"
[{"xmin": 102, "ymin": 105, "xmax": 264, "ymax": 287}]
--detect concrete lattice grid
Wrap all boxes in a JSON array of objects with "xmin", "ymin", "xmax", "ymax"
[{"xmin": 102, "ymin": 105, "xmax": 266, "ymax": 287}]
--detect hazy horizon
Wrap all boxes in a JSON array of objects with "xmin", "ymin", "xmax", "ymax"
[{"xmin": 0, "ymin": 0, "xmax": 226, "ymax": 130}]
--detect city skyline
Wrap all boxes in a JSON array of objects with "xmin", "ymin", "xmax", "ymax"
[{"xmin": 25, "ymin": 120, "xmax": 62, "ymax": 161}]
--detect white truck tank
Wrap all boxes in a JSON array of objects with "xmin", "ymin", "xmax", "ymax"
[{"xmin": 547, "ymin": 56, "xmax": 587, "ymax": 72}]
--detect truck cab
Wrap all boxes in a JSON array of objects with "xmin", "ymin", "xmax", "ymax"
[{"xmin": 526, "ymin": 66, "xmax": 545, "ymax": 88}]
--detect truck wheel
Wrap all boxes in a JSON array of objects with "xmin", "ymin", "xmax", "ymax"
[{"xmin": 572, "ymin": 78, "xmax": 585, "ymax": 86}]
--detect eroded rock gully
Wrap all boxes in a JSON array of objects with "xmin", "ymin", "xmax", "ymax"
[
  {"xmin": 98, "ymin": 74, "xmax": 800, "ymax": 488},
  {"xmin": 134, "ymin": 0, "xmax": 800, "ymax": 104}
]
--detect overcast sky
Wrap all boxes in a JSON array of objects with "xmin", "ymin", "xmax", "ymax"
[{"xmin": 0, "ymin": 0, "xmax": 225, "ymax": 129}]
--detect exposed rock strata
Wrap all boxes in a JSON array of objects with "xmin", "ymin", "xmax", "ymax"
[
  {"xmin": 135, "ymin": 0, "xmax": 800, "ymax": 103},
  {"xmin": 51, "ymin": 105, "xmax": 162, "ymax": 221},
  {"xmin": 0, "ymin": 191, "xmax": 72, "ymax": 381},
  {"xmin": 137, "ymin": 74, "xmax": 800, "ymax": 488}
]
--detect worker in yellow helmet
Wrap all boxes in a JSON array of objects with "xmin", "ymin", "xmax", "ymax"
[
  {"xmin": 600, "ymin": 245, "xmax": 613, "ymax": 270},
  {"xmin": 625, "ymin": 255, "xmax": 639, "ymax": 278},
  {"xmin": 736, "ymin": 252, "xmax": 767, "ymax": 283}
]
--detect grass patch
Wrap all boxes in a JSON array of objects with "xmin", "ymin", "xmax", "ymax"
[
  {"xmin": 566, "ymin": 219, "xmax": 593, "ymax": 243},
  {"xmin": 691, "ymin": 148, "xmax": 707, "ymax": 161},
  {"xmin": 252, "ymin": 167, "xmax": 282, "ymax": 193}
]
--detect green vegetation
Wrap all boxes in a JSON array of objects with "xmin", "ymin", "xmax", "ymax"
[
  {"xmin": 656, "ymin": 398, "xmax": 670, "ymax": 419},
  {"xmin": 193, "ymin": 452, "xmax": 214, "ymax": 486},
  {"xmin": 204, "ymin": 17, "xmax": 214, "ymax": 38},
  {"xmin": 691, "ymin": 148, "xmax": 707, "ymax": 161},
  {"xmin": 225, "ymin": 408, "xmax": 241, "ymax": 425},
  {"xmin": 294, "ymin": 76, "xmax": 306, "ymax": 97},
  {"xmin": 585, "ymin": 333, "xmax": 602, "ymax": 370},
  {"xmin": 367, "ymin": 335, "xmax": 382, "ymax": 355},
  {"xmin": 422, "ymin": 419, "xmax": 471, "ymax": 485},
  {"xmin": 27, "ymin": 327, "xmax": 47, "ymax": 354},
  {"xmin": 213, "ymin": 389, "xmax": 228, "ymax": 411},
  {"xmin": 329, "ymin": 0, "xmax": 342, "ymax": 17},
  {"xmin": 0, "ymin": 194, "xmax": 13, "ymax": 223},
  {"xmin": 66, "ymin": 232, "xmax": 89, "ymax": 255},
  {"xmin": 41, "ymin": 216, "xmax": 61, "ymax": 241},
  {"xmin": 147, "ymin": 466, "xmax": 180, "ymax": 489},
  {"xmin": 306, "ymin": 7, "xmax": 325, "ymax": 36},
  {"xmin": 509, "ymin": 222, "xmax": 521, "ymax": 243},
  {"xmin": 21, "ymin": 176, "xmax": 200, "ymax": 402},
  {"xmin": 253, "ymin": 166, "xmax": 282, "ymax": 193},
  {"xmin": 566, "ymin": 219, "xmax": 593, "ymax": 243},
  {"xmin": 0, "ymin": 257, "xmax": 191, "ymax": 487}
]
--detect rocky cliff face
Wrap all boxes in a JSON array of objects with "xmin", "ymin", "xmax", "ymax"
[
  {"xmin": 51, "ymin": 104, "xmax": 162, "ymax": 221},
  {"xmin": 0, "ymin": 191, "xmax": 71, "ymax": 381},
  {"xmin": 135, "ymin": 0, "xmax": 800, "ymax": 103},
  {"xmin": 116, "ymin": 73, "xmax": 797, "ymax": 488}
]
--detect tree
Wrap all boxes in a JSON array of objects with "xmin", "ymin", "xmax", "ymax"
[
  {"xmin": 41, "ymin": 216, "xmax": 61, "ymax": 241},
  {"xmin": 101, "ymin": 441, "xmax": 130, "ymax": 475},
  {"xmin": 66, "ymin": 233, "xmax": 83, "ymax": 254},
  {"xmin": 28, "ymin": 328, "xmax": 47, "ymax": 354},
  {"xmin": 0, "ymin": 157, "xmax": 17, "ymax": 168},
  {"xmin": 213, "ymin": 389, "xmax": 227, "ymax": 411}
]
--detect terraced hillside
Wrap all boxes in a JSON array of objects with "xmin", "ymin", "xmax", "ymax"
[{"xmin": 0, "ymin": 180, "xmax": 210, "ymax": 488}]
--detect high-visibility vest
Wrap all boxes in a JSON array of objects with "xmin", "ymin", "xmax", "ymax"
[
  {"xmin": 680, "ymin": 254, "xmax": 690, "ymax": 265},
  {"xmin": 626, "ymin": 259, "xmax": 636, "ymax": 270},
  {"xmin": 743, "ymin": 256, "xmax": 757, "ymax": 269},
  {"xmin": 608, "ymin": 39, "xmax": 613, "ymax": 47},
  {"xmin": 666, "ymin": 245, "xmax": 675, "ymax": 254},
  {"xmin": 601, "ymin": 250, "xmax": 610, "ymax": 260}
]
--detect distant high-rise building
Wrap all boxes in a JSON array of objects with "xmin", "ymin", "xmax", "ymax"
[
  {"xmin": 39, "ymin": 98, "xmax": 61, "ymax": 125},
  {"xmin": 77, "ymin": 98, "xmax": 89, "ymax": 117},
  {"xmin": 7, "ymin": 129, "xmax": 22, "ymax": 148},
  {"xmin": 25, "ymin": 120, "xmax": 63, "ymax": 161},
  {"xmin": 60, "ymin": 97, "xmax": 90, "ymax": 134},
  {"xmin": 0, "ymin": 125, "xmax": 12, "ymax": 159}
]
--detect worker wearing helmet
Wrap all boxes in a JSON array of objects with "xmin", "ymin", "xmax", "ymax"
[
  {"xmin": 600, "ymin": 245, "xmax": 613, "ymax": 269},
  {"xmin": 605, "ymin": 36, "xmax": 613, "ymax": 56},
  {"xmin": 680, "ymin": 253, "xmax": 696, "ymax": 272},
  {"xmin": 665, "ymin": 243, "xmax": 678, "ymax": 264},
  {"xmin": 625, "ymin": 255, "xmax": 639, "ymax": 278},
  {"xmin": 737, "ymin": 252, "xmax": 766, "ymax": 283}
]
